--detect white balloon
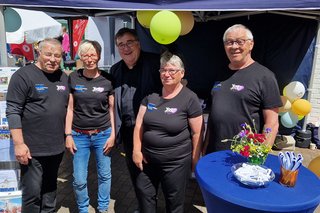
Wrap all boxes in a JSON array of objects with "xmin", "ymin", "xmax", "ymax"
[{"xmin": 285, "ymin": 81, "xmax": 305, "ymax": 102}]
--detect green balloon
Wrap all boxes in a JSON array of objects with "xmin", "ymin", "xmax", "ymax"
[
  {"xmin": 4, "ymin": 7, "xmax": 22, "ymax": 33},
  {"xmin": 150, "ymin": 10, "xmax": 181, "ymax": 45}
]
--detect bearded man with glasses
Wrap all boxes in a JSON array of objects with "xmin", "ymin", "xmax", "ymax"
[
  {"xmin": 203, "ymin": 24, "xmax": 282, "ymax": 154},
  {"xmin": 110, "ymin": 28, "xmax": 162, "ymax": 212}
]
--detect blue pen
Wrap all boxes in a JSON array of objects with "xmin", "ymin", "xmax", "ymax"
[
  {"xmin": 291, "ymin": 161, "xmax": 301, "ymax": 171},
  {"xmin": 291, "ymin": 156, "xmax": 304, "ymax": 171},
  {"xmin": 278, "ymin": 152, "xmax": 286, "ymax": 168},
  {"xmin": 285, "ymin": 151, "xmax": 292, "ymax": 170},
  {"xmin": 290, "ymin": 160, "xmax": 296, "ymax": 171}
]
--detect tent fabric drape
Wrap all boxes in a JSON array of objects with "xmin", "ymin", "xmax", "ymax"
[{"xmin": 2, "ymin": 0, "xmax": 320, "ymax": 12}]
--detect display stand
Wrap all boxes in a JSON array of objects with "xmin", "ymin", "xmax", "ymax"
[
  {"xmin": 0, "ymin": 138, "xmax": 21, "ymax": 212},
  {"xmin": 0, "ymin": 67, "xmax": 21, "ymax": 212}
]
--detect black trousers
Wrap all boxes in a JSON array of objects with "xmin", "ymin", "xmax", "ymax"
[
  {"xmin": 121, "ymin": 126, "xmax": 141, "ymax": 203},
  {"xmin": 136, "ymin": 157, "xmax": 191, "ymax": 213},
  {"xmin": 20, "ymin": 152, "xmax": 64, "ymax": 213}
]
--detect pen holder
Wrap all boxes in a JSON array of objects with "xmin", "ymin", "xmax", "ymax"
[{"xmin": 279, "ymin": 166, "xmax": 299, "ymax": 187}]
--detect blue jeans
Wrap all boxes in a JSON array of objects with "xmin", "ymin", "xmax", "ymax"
[{"xmin": 72, "ymin": 128, "xmax": 112, "ymax": 213}]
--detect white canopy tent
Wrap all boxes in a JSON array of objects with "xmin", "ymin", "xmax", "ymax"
[{"xmin": 5, "ymin": 7, "xmax": 61, "ymax": 44}]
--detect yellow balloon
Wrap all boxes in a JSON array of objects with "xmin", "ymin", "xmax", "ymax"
[
  {"xmin": 291, "ymin": 99, "xmax": 312, "ymax": 116},
  {"xmin": 174, "ymin": 11, "xmax": 195, "ymax": 36},
  {"xmin": 308, "ymin": 156, "xmax": 320, "ymax": 177},
  {"xmin": 297, "ymin": 115, "xmax": 304, "ymax": 120},
  {"xmin": 283, "ymin": 86, "xmax": 287, "ymax": 97},
  {"xmin": 137, "ymin": 11, "xmax": 158, "ymax": 28},
  {"xmin": 279, "ymin": 96, "xmax": 291, "ymax": 113},
  {"xmin": 150, "ymin": 10, "xmax": 181, "ymax": 45}
]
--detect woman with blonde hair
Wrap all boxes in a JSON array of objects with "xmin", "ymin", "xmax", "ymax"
[{"xmin": 65, "ymin": 40, "xmax": 115, "ymax": 213}]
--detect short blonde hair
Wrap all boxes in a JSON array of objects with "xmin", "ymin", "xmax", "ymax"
[{"xmin": 77, "ymin": 40, "xmax": 101, "ymax": 59}]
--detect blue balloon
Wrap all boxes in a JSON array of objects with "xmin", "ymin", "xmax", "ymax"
[{"xmin": 281, "ymin": 112, "xmax": 298, "ymax": 128}]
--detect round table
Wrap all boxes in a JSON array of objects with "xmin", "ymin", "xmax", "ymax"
[{"xmin": 195, "ymin": 150, "xmax": 320, "ymax": 213}]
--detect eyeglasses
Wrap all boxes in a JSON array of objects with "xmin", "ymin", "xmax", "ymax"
[
  {"xmin": 81, "ymin": 54, "xmax": 98, "ymax": 60},
  {"xmin": 224, "ymin": 39, "xmax": 251, "ymax": 47},
  {"xmin": 159, "ymin": 68, "xmax": 181, "ymax": 75},
  {"xmin": 117, "ymin": 40, "xmax": 137, "ymax": 50}
]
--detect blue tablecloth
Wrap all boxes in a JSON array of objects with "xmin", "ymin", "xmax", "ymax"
[{"xmin": 195, "ymin": 150, "xmax": 320, "ymax": 213}]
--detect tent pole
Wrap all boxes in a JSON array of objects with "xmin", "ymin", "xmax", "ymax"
[{"xmin": 0, "ymin": 6, "xmax": 8, "ymax": 66}]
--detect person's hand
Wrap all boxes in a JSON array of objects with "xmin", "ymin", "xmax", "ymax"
[
  {"xmin": 192, "ymin": 156, "xmax": 200, "ymax": 172},
  {"xmin": 133, "ymin": 151, "xmax": 146, "ymax": 171},
  {"xmin": 65, "ymin": 136, "xmax": 77, "ymax": 155},
  {"xmin": 14, "ymin": 143, "xmax": 31, "ymax": 165},
  {"xmin": 103, "ymin": 137, "xmax": 115, "ymax": 155}
]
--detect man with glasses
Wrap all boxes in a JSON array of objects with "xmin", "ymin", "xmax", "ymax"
[
  {"xmin": 110, "ymin": 28, "xmax": 161, "ymax": 212},
  {"xmin": 6, "ymin": 38, "xmax": 69, "ymax": 212},
  {"xmin": 203, "ymin": 24, "xmax": 282, "ymax": 154}
]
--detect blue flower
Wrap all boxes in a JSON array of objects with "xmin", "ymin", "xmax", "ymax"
[
  {"xmin": 265, "ymin": 128, "xmax": 272, "ymax": 134},
  {"xmin": 238, "ymin": 130, "xmax": 246, "ymax": 138}
]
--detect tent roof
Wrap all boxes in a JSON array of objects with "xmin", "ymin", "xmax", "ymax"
[
  {"xmin": 2, "ymin": 0, "xmax": 320, "ymax": 10},
  {"xmin": 2, "ymin": 0, "xmax": 320, "ymax": 15},
  {"xmin": 2, "ymin": 0, "xmax": 320, "ymax": 22}
]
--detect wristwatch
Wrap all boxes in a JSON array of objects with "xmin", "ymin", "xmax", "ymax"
[{"xmin": 65, "ymin": 133, "xmax": 72, "ymax": 138}]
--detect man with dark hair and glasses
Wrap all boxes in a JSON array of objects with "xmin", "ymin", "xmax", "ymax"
[
  {"xmin": 110, "ymin": 28, "xmax": 161, "ymax": 212},
  {"xmin": 203, "ymin": 24, "xmax": 282, "ymax": 154}
]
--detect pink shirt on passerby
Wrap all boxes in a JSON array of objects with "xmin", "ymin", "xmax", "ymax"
[{"xmin": 62, "ymin": 32, "xmax": 70, "ymax": 53}]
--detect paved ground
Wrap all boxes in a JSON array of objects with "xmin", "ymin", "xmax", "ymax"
[{"xmin": 56, "ymin": 144, "xmax": 320, "ymax": 213}]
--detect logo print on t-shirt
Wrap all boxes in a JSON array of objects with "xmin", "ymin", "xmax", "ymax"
[
  {"xmin": 56, "ymin": 85, "xmax": 66, "ymax": 91},
  {"xmin": 35, "ymin": 84, "xmax": 48, "ymax": 94},
  {"xmin": 75, "ymin": 85, "xmax": 87, "ymax": 93},
  {"xmin": 147, "ymin": 103, "xmax": 157, "ymax": 111},
  {"xmin": 212, "ymin": 81, "xmax": 222, "ymax": 92},
  {"xmin": 230, "ymin": 84, "xmax": 244, "ymax": 92},
  {"xmin": 164, "ymin": 107, "xmax": 177, "ymax": 114},
  {"xmin": 92, "ymin": 87, "xmax": 104, "ymax": 93}
]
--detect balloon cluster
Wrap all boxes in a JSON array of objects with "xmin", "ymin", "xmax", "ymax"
[
  {"xmin": 279, "ymin": 81, "xmax": 312, "ymax": 128},
  {"xmin": 137, "ymin": 10, "xmax": 194, "ymax": 44}
]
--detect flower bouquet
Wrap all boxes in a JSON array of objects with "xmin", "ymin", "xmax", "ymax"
[{"xmin": 230, "ymin": 123, "xmax": 272, "ymax": 165}]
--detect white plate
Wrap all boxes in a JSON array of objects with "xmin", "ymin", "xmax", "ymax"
[{"xmin": 231, "ymin": 162, "xmax": 275, "ymax": 187}]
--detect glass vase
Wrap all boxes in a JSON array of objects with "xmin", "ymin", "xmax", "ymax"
[{"xmin": 248, "ymin": 155, "xmax": 267, "ymax": 165}]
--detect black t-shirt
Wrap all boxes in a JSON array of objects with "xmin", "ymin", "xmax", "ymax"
[
  {"xmin": 6, "ymin": 64, "xmax": 69, "ymax": 156},
  {"xmin": 69, "ymin": 69, "xmax": 114, "ymax": 130},
  {"xmin": 206, "ymin": 62, "xmax": 282, "ymax": 153},
  {"xmin": 141, "ymin": 87, "xmax": 202, "ymax": 163}
]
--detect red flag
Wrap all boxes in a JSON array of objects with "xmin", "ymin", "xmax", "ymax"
[
  {"xmin": 72, "ymin": 19, "xmax": 88, "ymax": 58},
  {"xmin": 10, "ymin": 41, "xmax": 34, "ymax": 61}
]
